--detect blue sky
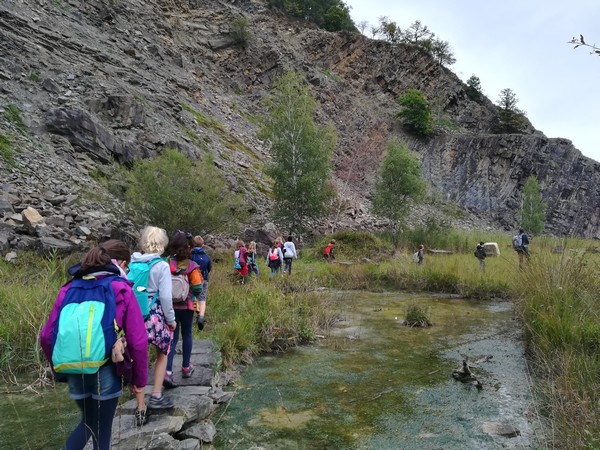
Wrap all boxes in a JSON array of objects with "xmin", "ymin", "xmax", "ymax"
[{"xmin": 344, "ymin": 0, "xmax": 600, "ymax": 161}]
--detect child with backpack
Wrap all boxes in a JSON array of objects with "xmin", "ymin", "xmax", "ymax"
[
  {"xmin": 266, "ymin": 241, "xmax": 284, "ymax": 278},
  {"xmin": 164, "ymin": 231, "xmax": 203, "ymax": 388},
  {"xmin": 246, "ymin": 241, "xmax": 259, "ymax": 279},
  {"xmin": 234, "ymin": 239, "xmax": 249, "ymax": 284},
  {"xmin": 190, "ymin": 235, "xmax": 212, "ymax": 331},
  {"xmin": 39, "ymin": 243, "xmax": 148, "ymax": 448},
  {"xmin": 129, "ymin": 226, "xmax": 177, "ymax": 411}
]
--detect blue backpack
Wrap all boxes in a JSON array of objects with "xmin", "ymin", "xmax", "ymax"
[
  {"xmin": 127, "ymin": 257, "xmax": 164, "ymax": 318},
  {"xmin": 51, "ymin": 275, "xmax": 120, "ymax": 375}
]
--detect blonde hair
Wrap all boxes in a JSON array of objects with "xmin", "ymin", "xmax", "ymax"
[
  {"xmin": 139, "ymin": 226, "xmax": 168, "ymax": 254},
  {"xmin": 235, "ymin": 239, "xmax": 245, "ymax": 249},
  {"xmin": 193, "ymin": 235, "xmax": 204, "ymax": 247},
  {"xmin": 248, "ymin": 241, "xmax": 256, "ymax": 252}
]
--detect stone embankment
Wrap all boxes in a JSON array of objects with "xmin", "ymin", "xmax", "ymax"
[{"xmin": 100, "ymin": 339, "xmax": 236, "ymax": 450}]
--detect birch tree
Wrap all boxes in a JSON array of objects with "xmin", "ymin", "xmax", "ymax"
[{"xmin": 261, "ymin": 70, "xmax": 336, "ymax": 235}]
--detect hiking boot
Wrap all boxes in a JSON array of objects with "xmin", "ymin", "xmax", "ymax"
[
  {"xmin": 197, "ymin": 316, "xmax": 204, "ymax": 331},
  {"xmin": 147, "ymin": 394, "xmax": 175, "ymax": 410},
  {"xmin": 135, "ymin": 406, "xmax": 149, "ymax": 427},
  {"xmin": 182, "ymin": 364, "xmax": 195, "ymax": 379},
  {"xmin": 163, "ymin": 372, "xmax": 178, "ymax": 389}
]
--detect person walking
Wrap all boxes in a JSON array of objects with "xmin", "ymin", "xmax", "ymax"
[
  {"xmin": 246, "ymin": 241, "xmax": 259, "ymax": 279},
  {"xmin": 282, "ymin": 236, "xmax": 298, "ymax": 275},
  {"xmin": 416, "ymin": 244, "xmax": 425, "ymax": 265},
  {"xmin": 100, "ymin": 239, "xmax": 148, "ymax": 425},
  {"xmin": 513, "ymin": 228, "xmax": 530, "ymax": 269},
  {"xmin": 164, "ymin": 231, "xmax": 203, "ymax": 388},
  {"xmin": 130, "ymin": 226, "xmax": 177, "ymax": 410},
  {"xmin": 234, "ymin": 240, "xmax": 249, "ymax": 284},
  {"xmin": 323, "ymin": 239, "xmax": 336, "ymax": 262},
  {"xmin": 40, "ymin": 244, "xmax": 148, "ymax": 448},
  {"xmin": 190, "ymin": 235, "xmax": 212, "ymax": 331},
  {"xmin": 266, "ymin": 241, "xmax": 284, "ymax": 278},
  {"xmin": 475, "ymin": 241, "xmax": 487, "ymax": 271}
]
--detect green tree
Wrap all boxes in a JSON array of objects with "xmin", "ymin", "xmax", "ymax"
[
  {"xmin": 125, "ymin": 149, "xmax": 246, "ymax": 234},
  {"xmin": 521, "ymin": 176, "xmax": 546, "ymax": 235},
  {"xmin": 372, "ymin": 140, "xmax": 426, "ymax": 232},
  {"xmin": 378, "ymin": 16, "xmax": 401, "ymax": 42},
  {"xmin": 397, "ymin": 89, "xmax": 434, "ymax": 137},
  {"xmin": 261, "ymin": 70, "xmax": 336, "ymax": 235},
  {"xmin": 430, "ymin": 38, "xmax": 456, "ymax": 66},
  {"xmin": 495, "ymin": 88, "xmax": 526, "ymax": 133},
  {"xmin": 230, "ymin": 17, "xmax": 252, "ymax": 48},
  {"xmin": 268, "ymin": 0, "xmax": 355, "ymax": 32},
  {"xmin": 402, "ymin": 20, "xmax": 434, "ymax": 44},
  {"xmin": 465, "ymin": 75, "xmax": 483, "ymax": 102}
]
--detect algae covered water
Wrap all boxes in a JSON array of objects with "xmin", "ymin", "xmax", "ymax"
[{"xmin": 214, "ymin": 291, "xmax": 541, "ymax": 449}]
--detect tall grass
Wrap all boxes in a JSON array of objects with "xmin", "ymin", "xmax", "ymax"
[
  {"xmin": 5, "ymin": 231, "xmax": 600, "ymax": 447},
  {"xmin": 0, "ymin": 251, "xmax": 72, "ymax": 379}
]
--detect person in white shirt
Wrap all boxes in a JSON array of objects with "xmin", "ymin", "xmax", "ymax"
[{"xmin": 282, "ymin": 236, "xmax": 298, "ymax": 275}]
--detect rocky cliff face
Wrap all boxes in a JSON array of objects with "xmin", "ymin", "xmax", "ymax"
[{"xmin": 1, "ymin": 0, "xmax": 598, "ymax": 255}]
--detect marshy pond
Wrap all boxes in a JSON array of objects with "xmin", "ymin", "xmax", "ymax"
[
  {"xmin": 214, "ymin": 291, "xmax": 543, "ymax": 449},
  {"xmin": 1, "ymin": 291, "xmax": 543, "ymax": 449}
]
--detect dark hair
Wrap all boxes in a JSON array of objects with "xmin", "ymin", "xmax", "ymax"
[
  {"xmin": 168, "ymin": 231, "xmax": 192, "ymax": 261},
  {"xmin": 101, "ymin": 239, "xmax": 131, "ymax": 263},
  {"xmin": 80, "ymin": 246, "xmax": 112, "ymax": 270},
  {"xmin": 479, "ymin": 241, "xmax": 485, "ymax": 246},
  {"xmin": 519, "ymin": 228, "xmax": 524, "ymax": 233},
  {"xmin": 287, "ymin": 236, "xmax": 293, "ymax": 242}
]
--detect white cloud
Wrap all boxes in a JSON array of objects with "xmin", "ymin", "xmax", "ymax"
[{"xmin": 344, "ymin": 0, "xmax": 600, "ymax": 161}]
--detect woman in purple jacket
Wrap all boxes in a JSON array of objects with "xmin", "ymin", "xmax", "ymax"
[{"xmin": 40, "ymin": 244, "xmax": 148, "ymax": 450}]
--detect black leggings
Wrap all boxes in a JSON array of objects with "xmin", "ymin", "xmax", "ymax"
[{"xmin": 65, "ymin": 396, "xmax": 119, "ymax": 450}]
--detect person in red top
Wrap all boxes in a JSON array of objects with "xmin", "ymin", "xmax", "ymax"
[
  {"xmin": 164, "ymin": 230, "xmax": 203, "ymax": 388},
  {"xmin": 323, "ymin": 239, "xmax": 336, "ymax": 262}
]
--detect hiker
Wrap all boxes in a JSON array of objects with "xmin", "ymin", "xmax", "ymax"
[
  {"xmin": 275, "ymin": 235, "xmax": 285, "ymax": 273},
  {"xmin": 266, "ymin": 241, "xmax": 284, "ymax": 278},
  {"xmin": 323, "ymin": 239, "xmax": 336, "ymax": 261},
  {"xmin": 39, "ymin": 244, "xmax": 148, "ymax": 448},
  {"xmin": 130, "ymin": 226, "xmax": 177, "ymax": 410},
  {"xmin": 283, "ymin": 236, "xmax": 298, "ymax": 275},
  {"xmin": 191, "ymin": 235, "xmax": 212, "ymax": 330},
  {"xmin": 475, "ymin": 241, "xmax": 487, "ymax": 271},
  {"xmin": 234, "ymin": 240, "xmax": 249, "ymax": 284},
  {"xmin": 513, "ymin": 228, "xmax": 530, "ymax": 269},
  {"xmin": 164, "ymin": 230, "xmax": 203, "ymax": 389},
  {"xmin": 416, "ymin": 244, "xmax": 425, "ymax": 265},
  {"xmin": 101, "ymin": 239, "xmax": 148, "ymax": 422},
  {"xmin": 247, "ymin": 241, "xmax": 259, "ymax": 279}
]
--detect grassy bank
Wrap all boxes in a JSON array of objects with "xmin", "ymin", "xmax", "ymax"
[{"xmin": 2, "ymin": 232, "xmax": 600, "ymax": 447}]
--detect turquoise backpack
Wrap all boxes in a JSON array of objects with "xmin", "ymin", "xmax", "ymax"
[
  {"xmin": 51, "ymin": 275, "xmax": 120, "ymax": 375},
  {"xmin": 127, "ymin": 257, "xmax": 164, "ymax": 318}
]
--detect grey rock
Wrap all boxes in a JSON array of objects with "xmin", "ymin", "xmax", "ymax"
[{"xmin": 177, "ymin": 420, "xmax": 217, "ymax": 443}]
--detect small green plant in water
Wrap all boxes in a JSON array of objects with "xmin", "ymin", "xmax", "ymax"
[{"xmin": 404, "ymin": 303, "xmax": 432, "ymax": 327}]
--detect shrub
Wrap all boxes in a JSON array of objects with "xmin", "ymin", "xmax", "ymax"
[
  {"xmin": 230, "ymin": 17, "xmax": 252, "ymax": 48},
  {"xmin": 3, "ymin": 104, "xmax": 26, "ymax": 133},
  {"xmin": 0, "ymin": 133, "xmax": 15, "ymax": 166},
  {"xmin": 396, "ymin": 89, "xmax": 433, "ymax": 137},
  {"xmin": 404, "ymin": 303, "xmax": 432, "ymax": 327},
  {"xmin": 125, "ymin": 149, "xmax": 246, "ymax": 234}
]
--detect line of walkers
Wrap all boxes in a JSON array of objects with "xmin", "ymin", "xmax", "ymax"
[
  {"xmin": 234, "ymin": 235, "xmax": 298, "ymax": 283},
  {"xmin": 39, "ymin": 226, "xmax": 212, "ymax": 450}
]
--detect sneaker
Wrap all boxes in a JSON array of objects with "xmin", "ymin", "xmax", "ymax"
[
  {"xmin": 135, "ymin": 406, "xmax": 149, "ymax": 427},
  {"xmin": 147, "ymin": 394, "xmax": 175, "ymax": 409},
  {"xmin": 163, "ymin": 372, "xmax": 178, "ymax": 389},
  {"xmin": 197, "ymin": 316, "xmax": 204, "ymax": 331},
  {"xmin": 182, "ymin": 364, "xmax": 195, "ymax": 378}
]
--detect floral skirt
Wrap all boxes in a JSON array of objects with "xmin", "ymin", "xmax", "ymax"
[{"xmin": 145, "ymin": 301, "xmax": 173, "ymax": 355}]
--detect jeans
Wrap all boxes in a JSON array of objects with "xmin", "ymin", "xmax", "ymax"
[
  {"xmin": 284, "ymin": 258, "xmax": 293, "ymax": 274},
  {"xmin": 67, "ymin": 364, "xmax": 122, "ymax": 401},
  {"xmin": 167, "ymin": 309, "xmax": 194, "ymax": 371}
]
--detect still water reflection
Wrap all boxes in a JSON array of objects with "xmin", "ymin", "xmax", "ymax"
[{"xmin": 214, "ymin": 291, "xmax": 539, "ymax": 449}]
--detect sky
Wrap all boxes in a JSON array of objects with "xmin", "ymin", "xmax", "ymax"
[{"xmin": 344, "ymin": 0, "xmax": 600, "ymax": 162}]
